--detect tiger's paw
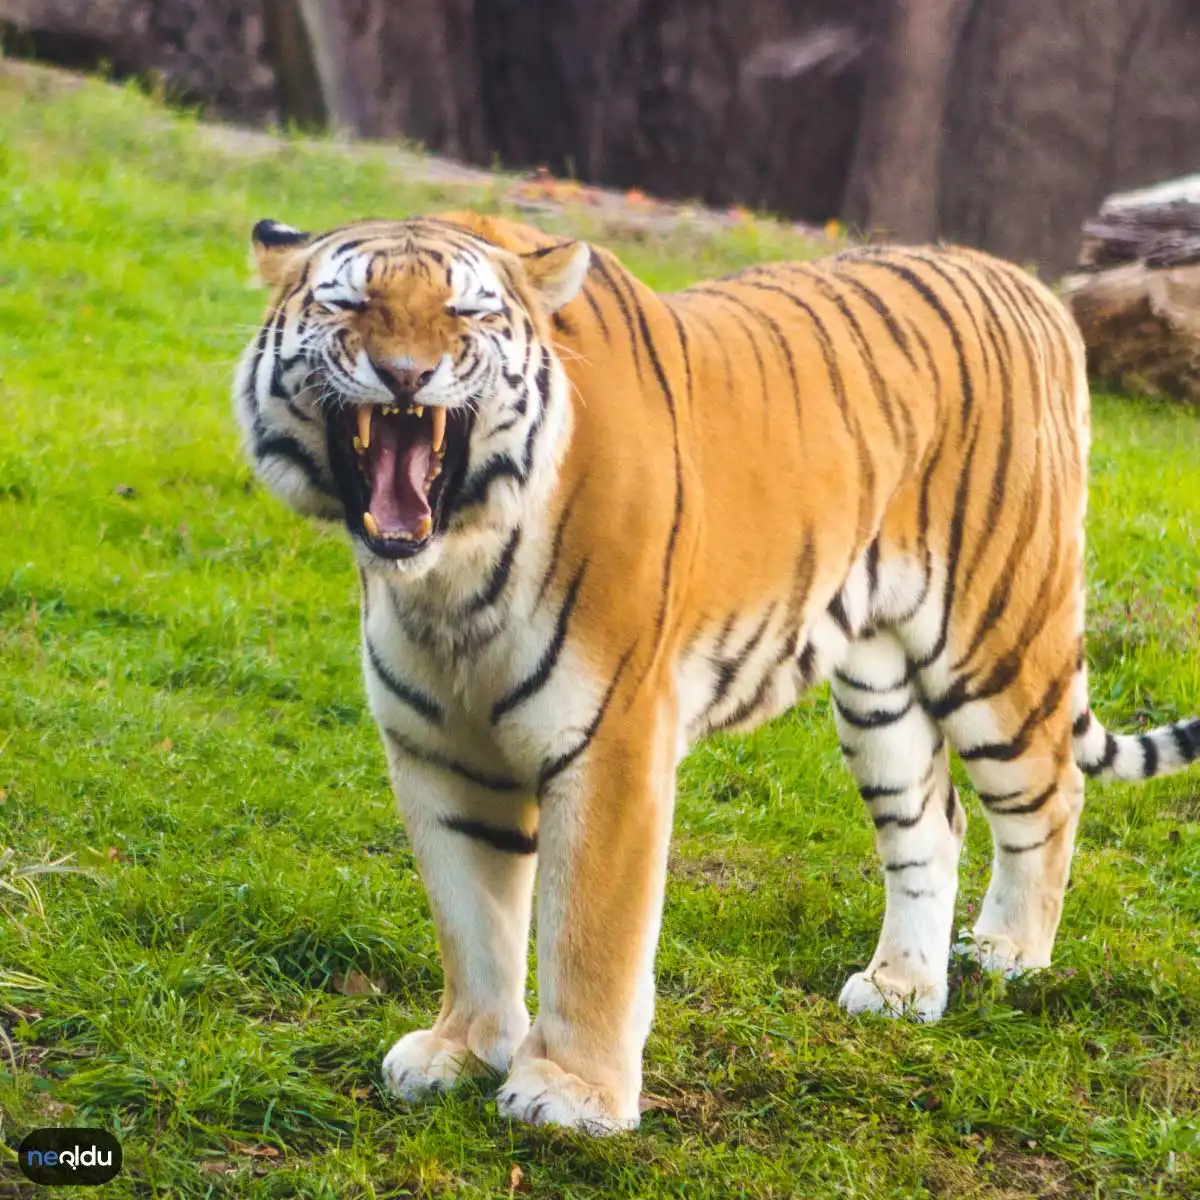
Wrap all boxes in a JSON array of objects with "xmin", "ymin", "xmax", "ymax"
[
  {"xmin": 838, "ymin": 970, "xmax": 948, "ymax": 1023},
  {"xmin": 955, "ymin": 930, "xmax": 1049, "ymax": 978},
  {"xmin": 382, "ymin": 1030, "xmax": 478, "ymax": 1101},
  {"xmin": 497, "ymin": 1057, "xmax": 637, "ymax": 1135}
]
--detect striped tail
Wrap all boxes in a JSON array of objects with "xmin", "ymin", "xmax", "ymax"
[{"xmin": 1073, "ymin": 705, "xmax": 1200, "ymax": 782}]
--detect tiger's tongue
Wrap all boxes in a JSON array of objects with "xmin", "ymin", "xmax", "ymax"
[{"xmin": 370, "ymin": 434, "xmax": 432, "ymax": 534}]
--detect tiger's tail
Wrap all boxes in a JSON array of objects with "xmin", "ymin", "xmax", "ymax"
[{"xmin": 1073, "ymin": 702, "xmax": 1200, "ymax": 782}]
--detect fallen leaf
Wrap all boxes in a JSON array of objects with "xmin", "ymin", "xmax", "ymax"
[
  {"xmin": 508, "ymin": 1164, "xmax": 530, "ymax": 1193},
  {"xmin": 200, "ymin": 1161, "xmax": 236, "ymax": 1174},
  {"xmin": 331, "ymin": 969, "xmax": 385, "ymax": 996},
  {"xmin": 350, "ymin": 1085, "xmax": 372, "ymax": 1101},
  {"xmin": 232, "ymin": 1142, "xmax": 280, "ymax": 1159},
  {"xmin": 158, "ymin": 738, "xmax": 174, "ymax": 752}
]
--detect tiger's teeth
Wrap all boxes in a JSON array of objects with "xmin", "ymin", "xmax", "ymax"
[
  {"xmin": 363, "ymin": 511, "xmax": 379, "ymax": 538},
  {"xmin": 431, "ymin": 407, "xmax": 446, "ymax": 454},
  {"xmin": 413, "ymin": 404, "xmax": 425, "ymax": 418},
  {"xmin": 416, "ymin": 515, "xmax": 433, "ymax": 540},
  {"xmin": 352, "ymin": 435, "xmax": 363, "ymax": 454},
  {"xmin": 357, "ymin": 406, "xmax": 371, "ymax": 450}
]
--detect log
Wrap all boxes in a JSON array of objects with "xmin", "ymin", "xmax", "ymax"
[{"xmin": 1062, "ymin": 179, "xmax": 1200, "ymax": 404}]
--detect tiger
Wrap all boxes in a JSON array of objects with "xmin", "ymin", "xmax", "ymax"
[{"xmin": 234, "ymin": 209, "xmax": 1200, "ymax": 1134}]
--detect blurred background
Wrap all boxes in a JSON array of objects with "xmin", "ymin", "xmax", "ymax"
[{"xmin": 2, "ymin": 0, "xmax": 1199, "ymax": 277}]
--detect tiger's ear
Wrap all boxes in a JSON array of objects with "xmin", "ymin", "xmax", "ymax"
[
  {"xmin": 520, "ymin": 241, "xmax": 591, "ymax": 314},
  {"xmin": 251, "ymin": 219, "xmax": 312, "ymax": 286}
]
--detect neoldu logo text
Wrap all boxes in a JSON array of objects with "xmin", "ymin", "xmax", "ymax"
[{"xmin": 17, "ymin": 1127, "xmax": 122, "ymax": 1187}]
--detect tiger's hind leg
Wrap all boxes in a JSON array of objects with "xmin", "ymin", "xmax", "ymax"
[
  {"xmin": 942, "ymin": 664, "xmax": 1084, "ymax": 977},
  {"xmin": 833, "ymin": 630, "xmax": 966, "ymax": 1021}
]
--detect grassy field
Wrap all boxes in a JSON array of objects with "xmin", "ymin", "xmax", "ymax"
[{"xmin": 1, "ymin": 67, "xmax": 1198, "ymax": 1200}]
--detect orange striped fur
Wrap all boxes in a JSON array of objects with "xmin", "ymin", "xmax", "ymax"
[{"xmin": 235, "ymin": 211, "xmax": 1199, "ymax": 1133}]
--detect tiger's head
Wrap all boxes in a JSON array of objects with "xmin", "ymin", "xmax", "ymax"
[{"xmin": 234, "ymin": 217, "xmax": 589, "ymax": 573}]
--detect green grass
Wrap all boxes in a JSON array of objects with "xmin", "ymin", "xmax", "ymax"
[{"xmin": 1, "ymin": 69, "xmax": 1198, "ymax": 1199}]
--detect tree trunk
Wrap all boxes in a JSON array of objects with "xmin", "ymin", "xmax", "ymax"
[{"xmin": 842, "ymin": 0, "xmax": 972, "ymax": 241}]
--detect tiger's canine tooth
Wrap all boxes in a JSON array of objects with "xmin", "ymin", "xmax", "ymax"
[
  {"xmin": 357, "ymin": 406, "xmax": 372, "ymax": 450},
  {"xmin": 431, "ymin": 407, "xmax": 446, "ymax": 454},
  {"xmin": 362, "ymin": 511, "xmax": 380, "ymax": 538},
  {"xmin": 353, "ymin": 436, "xmax": 363, "ymax": 454},
  {"xmin": 413, "ymin": 404, "xmax": 425, "ymax": 419},
  {"xmin": 416, "ymin": 515, "xmax": 433, "ymax": 540}
]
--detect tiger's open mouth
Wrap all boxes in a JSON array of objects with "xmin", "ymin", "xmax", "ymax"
[{"xmin": 328, "ymin": 402, "xmax": 471, "ymax": 559}]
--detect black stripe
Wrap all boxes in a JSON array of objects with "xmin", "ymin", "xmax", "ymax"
[
  {"xmin": 859, "ymin": 782, "xmax": 907, "ymax": 801},
  {"xmin": 1000, "ymin": 821, "xmax": 1066, "ymax": 856},
  {"xmin": 829, "ymin": 269, "xmax": 917, "ymax": 370},
  {"xmin": 464, "ymin": 528, "xmax": 521, "ymax": 616},
  {"xmin": 710, "ymin": 660, "xmax": 777, "ymax": 732},
  {"xmin": 873, "ymin": 782, "xmax": 934, "ymax": 829},
  {"xmin": 667, "ymin": 306, "xmax": 694, "ymax": 413},
  {"xmin": 581, "ymin": 285, "xmax": 611, "ymax": 339},
  {"xmin": 440, "ymin": 816, "xmax": 537, "ymax": 855},
  {"xmin": 799, "ymin": 266, "xmax": 905, "ymax": 446},
  {"xmin": 853, "ymin": 253, "xmax": 974, "ymax": 431},
  {"xmin": 834, "ymin": 695, "xmax": 915, "ymax": 730},
  {"xmin": 690, "ymin": 286, "xmax": 796, "ymax": 429},
  {"xmin": 797, "ymin": 642, "xmax": 818, "ymax": 682},
  {"xmin": 979, "ymin": 783, "xmax": 1056, "ymax": 815},
  {"xmin": 944, "ymin": 784, "xmax": 959, "ymax": 827},
  {"xmin": 914, "ymin": 422, "xmax": 982, "ymax": 671},
  {"xmin": 959, "ymin": 673, "xmax": 1069, "ymax": 763},
  {"xmin": 736, "ymin": 277, "xmax": 874, "ymax": 542},
  {"xmin": 538, "ymin": 643, "xmax": 637, "ymax": 792},
  {"xmin": 865, "ymin": 540, "xmax": 880, "ymax": 599},
  {"xmin": 951, "ymin": 262, "xmax": 1016, "ymax": 594},
  {"xmin": 859, "ymin": 761, "xmax": 934, "ymax": 802},
  {"xmin": 1172, "ymin": 720, "xmax": 1198, "ymax": 764},
  {"xmin": 1140, "ymin": 734, "xmax": 1159, "ymax": 778},
  {"xmin": 1083, "ymin": 731, "xmax": 1120, "ymax": 777},
  {"xmin": 735, "ymin": 279, "xmax": 849, "ymax": 428},
  {"xmin": 827, "ymin": 593, "xmax": 853, "ymax": 637},
  {"xmin": 589, "ymin": 254, "xmax": 643, "ymax": 370},
  {"xmin": 492, "ymin": 564, "xmax": 587, "ymax": 722},
  {"xmin": 635, "ymin": 297, "xmax": 685, "ymax": 662},
  {"xmin": 366, "ymin": 639, "xmax": 443, "ymax": 725},
  {"xmin": 701, "ymin": 605, "xmax": 777, "ymax": 719},
  {"xmin": 255, "ymin": 433, "xmax": 337, "ymax": 496},
  {"xmin": 1072, "ymin": 709, "xmax": 1091, "ymax": 737},
  {"xmin": 534, "ymin": 477, "xmax": 586, "ymax": 608},
  {"xmin": 896, "ymin": 250, "xmax": 989, "ymax": 426},
  {"xmin": 386, "ymin": 729, "xmax": 520, "ymax": 792},
  {"xmin": 834, "ymin": 667, "xmax": 909, "ymax": 694},
  {"xmin": 457, "ymin": 454, "xmax": 525, "ymax": 509},
  {"xmin": 884, "ymin": 859, "xmax": 930, "ymax": 872}
]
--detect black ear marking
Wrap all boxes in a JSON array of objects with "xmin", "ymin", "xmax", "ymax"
[{"xmin": 252, "ymin": 219, "xmax": 311, "ymax": 248}]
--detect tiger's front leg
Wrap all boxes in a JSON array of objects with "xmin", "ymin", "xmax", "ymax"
[
  {"xmin": 498, "ymin": 701, "xmax": 678, "ymax": 1134},
  {"xmin": 380, "ymin": 746, "xmax": 538, "ymax": 1100}
]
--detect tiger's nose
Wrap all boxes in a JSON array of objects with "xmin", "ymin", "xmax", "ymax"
[{"xmin": 376, "ymin": 361, "xmax": 434, "ymax": 398}]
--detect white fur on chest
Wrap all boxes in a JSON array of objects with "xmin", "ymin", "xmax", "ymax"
[{"xmin": 361, "ymin": 521, "xmax": 606, "ymax": 788}]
